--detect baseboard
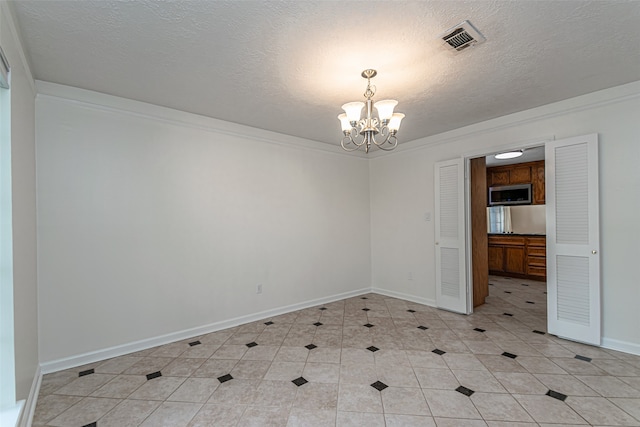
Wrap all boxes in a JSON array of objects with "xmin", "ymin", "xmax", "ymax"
[
  {"xmin": 372, "ymin": 287, "xmax": 436, "ymax": 308},
  {"xmin": 602, "ymin": 337, "xmax": 640, "ymax": 357},
  {"xmin": 17, "ymin": 365, "xmax": 41, "ymax": 427},
  {"xmin": 40, "ymin": 287, "xmax": 371, "ymax": 374}
]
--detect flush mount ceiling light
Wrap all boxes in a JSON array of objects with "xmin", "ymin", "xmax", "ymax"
[
  {"xmin": 495, "ymin": 150, "xmax": 523, "ymax": 160},
  {"xmin": 338, "ymin": 69, "xmax": 405, "ymax": 153}
]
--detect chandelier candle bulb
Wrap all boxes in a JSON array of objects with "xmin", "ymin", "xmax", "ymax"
[
  {"xmin": 342, "ymin": 102, "xmax": 364, "ymax": 123},
  {"xmin": 338, "ymin": 69, "xmax": 404, "ymax": 153},
  {"xmin": 374, "ymin": 100, "xmax": 398, "ymax": 121},
  {"xmin": 388, "ymin": 113, "xmax": 405, "ymax": 132},
  {"xmin": 338, "ymin": 114, "xmax": 351, "ymax": 132}
]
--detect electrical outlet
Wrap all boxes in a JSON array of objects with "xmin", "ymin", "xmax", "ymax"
[
  {"xmin": 408, "ymin": 271, "xmax": 413, "ymax": 281},
  {"xmin": 424, "ymin": 212, "xmax": 431, "ymax": 222},
  {"xmin": 256, "ymin": 284, "xmax": 263, "ymax": 294}
]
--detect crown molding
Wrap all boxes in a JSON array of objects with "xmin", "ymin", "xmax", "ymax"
[
  {"xmin": 35, "ymin": 81, "xmax": 369, "ymax": 159},
  {"xmin": 369, "ymin": 80, "xmax": 640, "ymax": 159},
  {"xmin": 1, "ymin": 1, "xmax": 36, "ymax": 94},
  {"xmin": 34, "ymin": 78, "xmax": 640, "ymax": 161}
]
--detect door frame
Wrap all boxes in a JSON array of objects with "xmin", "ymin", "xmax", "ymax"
[{"xmin": 462, "ymin": 136, "xmax": 554, "ymax": 314}]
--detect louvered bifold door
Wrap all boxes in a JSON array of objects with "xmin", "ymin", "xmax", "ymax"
[
  {"xmin": 435, "ymin": 158, "xmax": 468, "ymax": 314},
  {"xmin": 546, "ymin": 134, "xmax": 601, "ymax": 345}
]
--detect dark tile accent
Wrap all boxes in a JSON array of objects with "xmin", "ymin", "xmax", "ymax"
[
  {"xmin": 473, "ymin": 328, "xmax": 486, "ymax": 333},
  {"xmin": 363, "ymin": 323, "xmax": 374, "ymax": 328},
  {"xmin": 362, "ymin": 308, "xmax": 371, "ymax": 312},
  {"xmin": 407, "ymin": 309, "xmax": 416, "ymax": 313},
  {"xmin": 546, "ymin": 389, "xmax": 567, "ymax": 401},
  {"xmin": 305, "ymin": 344, "xmax": 317, "ymax": 350},
  {"xmin": 264, "ymin": 321, "xmax": 274, "ymax": 325},
  {"xmin": 502, "ymin": 352, "xmax": 518, "ymax": 359},
  {"xmin": 361, "ymin": 297, "xmax": 368, "ymax": 299},
  {"xmin": 367, "ymin": 346, "xmax": 379, "ymax": 353},
  {"xmin": 521, "ymin": 283, "xmax": 529, "ymax": 286},
  {"xmin": 526, "ymin": 301, "xmax": 535, "ymax": 304},
  {"xmin": 371, "ymin": 381, "xmax": 388, "ymax": 391},
  {"xmin": 82, "ymin": 423, "xmax": 97, "ymax": 427},
  {"xmin": 189, "ymin": 340, "xmax": 201, "ymax": 347},
  {"xmin": 292, "ymin": 377, "xmax": 308, "ymax": 387},
  {"xmin": 544, "ymin": 291, "xmax": 547, "ymax": 294},
  {"xmin": 503, "ymin": 313, "xmax": 513, "ymax": 317},
  {"xmin": 532, "ymin": 330, "xmax": 546, "ymax": 335},
  {"xmin": 217, "ymin": 374, "xmax": 233, "ymax": 383},
  {"xmin": 313, "ymin": 322, "xmax": 323, "ymax": 327},
  {"xmin": 575, "ymin": 354, "xmax": 592, "ymax": 362},
  {"xmin": 504, "ymin": 291, "xmax": 512, "ymax": 294},
  {"xmin": 489, "ymin": 283, "xmax": 494, "ymax": 286},
  {"xmin": 432, "ymin": 349, "xmax": 446, "ymax": 355},
  {"xmin": 146, "ymin": 371, "xmax": 162, "ymax": 380},
  {"xmin": 78, "ymin": 369, "xmax": 94, "ymax": 377},
  {"xmin": 456, "ymin": 385, "xmax": 475, "ymax": 396},
  {"xmin": 319, "ymin": 307, "xmax": 327, "ymax": 311},
  {"xmin": 246, "ymin": 342, "xmax": 258, "ymax": 348},
  {"xmin": 417, "ymin": 326, "xmax": 429, "ymax": 330}
]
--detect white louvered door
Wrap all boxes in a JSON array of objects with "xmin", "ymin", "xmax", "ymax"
[
  {"xmin": 435, "ymin": 159, "xmax": 468, "ymax": 314},
  {"xmin": 546, "ymin": 134, "xmax": 600, "ymax": 345}
]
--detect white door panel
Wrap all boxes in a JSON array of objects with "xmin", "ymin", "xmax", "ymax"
[
  {"xmin": 435, "ymin": 158, "xmax": 467, "ymax": 314},
  {"xmin": 546, "ymin": 134, "xmax": 600, "ymax": 345}
]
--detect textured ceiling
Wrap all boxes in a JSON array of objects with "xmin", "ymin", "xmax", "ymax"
[{"xmin": 12, "ymin": 0, "xmax": 640, "ymax": 147}]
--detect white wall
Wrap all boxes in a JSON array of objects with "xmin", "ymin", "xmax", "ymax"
[
  {"xmin": 34, "ymin": 78, "xmax": 640, "ymax": 365},
  {"xmin": 510, "ymin": 205, "xmax": 546, "ymax": 235},
  {"xmin": 370, "ymin": 81, "xmax": 640, "ymax": 353},
  {"xmin": 0, "ymin": 1, "xmax": 38, "ymax": 402},
  {"xmin": 36, "ymin": 84, "xmax": 371, "ymax": 365}
]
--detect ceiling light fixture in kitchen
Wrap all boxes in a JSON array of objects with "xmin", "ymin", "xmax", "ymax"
[
  {"xmin": 495, "ymin": 150, "xmax": 523, "ymax": 160},
  {"xmin": 338, "ymin": 69, "xmax": 405, "ymax": 153}
]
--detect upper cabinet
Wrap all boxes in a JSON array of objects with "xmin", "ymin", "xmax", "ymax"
[
  {"xmin": 487, "ymin": 160, "xmax": 545, "ymax": 205},
  {"xmin": 509, "ymin": 164, "xmax": 532, "ymax": 184},
  {"xmin": 532, "ymin": 161, "xmax": 545, "ymax": 204},
  {"xmin": 488, "ymin": 169, "xmax": 510, "ymax": 186}
]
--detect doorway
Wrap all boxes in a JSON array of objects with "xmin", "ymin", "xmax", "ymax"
[
  {"xmin": 437, "ymin": 134, "xmax": 601, "ymax": 345},
  {"xmin": 468, "ymin": 146, "xmax": 548, "ymax": 327}
]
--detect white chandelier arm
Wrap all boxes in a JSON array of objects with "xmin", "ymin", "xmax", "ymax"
[
  {"xmin": 373, "ymin": 134, "xmax": 398, "ymax": 151},
  {"xmin": 370, "ymin": 126, "xmax": 398, "ymax": 151},
  {"xmin": 341, "ymin": 131, "xmax": 366, "ymax": 152}
]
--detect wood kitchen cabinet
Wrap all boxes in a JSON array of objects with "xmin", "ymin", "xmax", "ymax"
[
  {"xmin": 526, "ymin": 236, "xmax": 546, "ymax": 278},
  {"xmin": 488, "ymin": 234, "xmax": 546, "ymax": 281},
  {"xmin": 488, "ymin": 235, "xmax": 526, "ymax": 275},
  {"xmin": 488, "ymin": 169, "xmax": 510, "ymax": 186},
  {"xmin": 487, "ymin": 160, "xmax": 545, "ymax": 205},
  {"xmin": 508, "ymin": 165, "xmax": 532, "ymax": 184},
  {"xmin": 532, "ymin": 162, "xmax": 545, "ymax": 204},
  {"xmin": 488, "ymin": 245, "xmax": 504, "ymax": 271}
]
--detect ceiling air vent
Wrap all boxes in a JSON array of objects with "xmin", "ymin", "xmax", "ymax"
[{"xmin": 439, "ymin": 20, "xmax": 485, "ymax": 53}]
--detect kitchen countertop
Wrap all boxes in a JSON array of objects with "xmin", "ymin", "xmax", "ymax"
[{"xmin": 488, "ymin": 233, "xmax": 546, "ymax": 236}]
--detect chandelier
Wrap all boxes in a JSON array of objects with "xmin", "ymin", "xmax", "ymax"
[{"xmin": 338, "ymin": 69, "xmax": 405, "ymax": 153}]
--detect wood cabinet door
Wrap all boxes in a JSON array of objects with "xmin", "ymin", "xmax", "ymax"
[
  {"xmin": 488, "ymin": 246, "xmax": 504, "ymax": 271},
  {"xmin": 533, "ymin": 163, "xmax": 546, "ymax": 204},
  {"xmin": 505, "ymin": 246, "xmax": 526, "ymax": 274},
  {"xmin": 510, "ymin": 165, "xmax": 532, "ymax": 184},
  {"xmin": 489, "ymin": 170, "xmax": 510, "ymax": 186},
  {"xmin": 527, "ymin": 255, "xmax": 547, "ymax": 277}
]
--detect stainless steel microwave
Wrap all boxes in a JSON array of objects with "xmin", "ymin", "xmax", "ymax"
[{"xmin": 488, "ymin": 184, "xmax": 532, "ymax": 206}]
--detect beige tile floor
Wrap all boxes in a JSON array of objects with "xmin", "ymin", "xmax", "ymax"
[{"xmin": 33, "ymin": 276, "xmax": 640, "ymax": 426}]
